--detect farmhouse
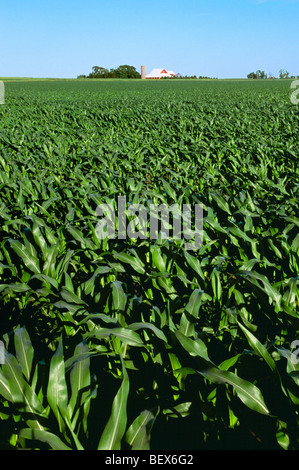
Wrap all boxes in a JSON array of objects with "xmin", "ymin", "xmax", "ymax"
[{"xmin": 145, "ymin": 68, "xmax": 175, "ymax": 79}]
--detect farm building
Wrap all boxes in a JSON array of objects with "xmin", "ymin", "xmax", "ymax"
[{"xmin": 145, "ymin": 68, "xmax": 175, "ymax": 79}]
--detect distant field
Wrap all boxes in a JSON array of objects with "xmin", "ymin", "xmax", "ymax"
[
  {"xmin": 0, "ymin": 78, "xmax": 298, "ymax": 450},
  {"xmin": 2, "ymin": 77, "xmax": 295, "ymax": 106}
]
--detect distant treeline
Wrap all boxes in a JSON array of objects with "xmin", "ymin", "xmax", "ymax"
[
  {"xmin": 77, "ymin": 65, "xmax": 218, "ymax": 80},
  {"xmin": 78, "ymin": 65, "xmax": 141, "ymax": 79},
  {"xmin": 247, "ymin": 69, "xmax": 298, "ymax": 79},
  {"xmin": 78, "ymin": 65, "xmax": 298, "ymax": 80}
]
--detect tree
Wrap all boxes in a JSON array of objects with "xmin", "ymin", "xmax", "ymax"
[
  {"xmin": 247, "ymin": 72, "xmax": 257, "ymax": 79},
  {"xmin": 114, "ymin": 65, "xmax": 141, "ymax": 79},
  {"xmin": 109, "ymin": 68, "xmax": 117, "ymax": 78},
  {"xmin": 279, "ymin": 69, "xmax": 289, "ymax": 79},
  {"xmin": 256, "ymin": 70, "xmax": 267, "ymax": 79},
  {"xmin": 247, "ymin": 70, "xmax": 267, "ymax": 79},
  {"xmin": 89, "ymin": 66, "xmax": 109, "ymax": 78},
  {"xmin": 87, "ymin": 64, "xmax": 141, "ymax": 79}
]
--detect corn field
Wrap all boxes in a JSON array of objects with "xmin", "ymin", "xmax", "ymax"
[{"xmin": 0, "ymin": 79, "xmax": 298, "ymax": 450}]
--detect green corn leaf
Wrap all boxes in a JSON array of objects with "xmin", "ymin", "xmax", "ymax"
[
  {"xmin": 86, "ymin": 327, "xmax": 144, "ymax": 347},
  {"xmin": 156, "ymin": 273, "xmax": 176, "ymax": 296},
  {"xmin": 9, "ymin": 239, "xmax": 40, "ymax": 274},
  {"xmin": 238, "ymin": 258, "xmax": 260, "ymax": 271},
  {"xmin": 199, "ymin": 367, "xmax": 270, "ymax": 415},
  {"xmin": 219, "ymin": 354, "xmax": 241, "ymax": 371},
  {"xmin": 18, "ymin": 428, "xmax": 72, "ymax": 450},
  {"xmin": 204, "ymin": 216, "xmax": 227, "ymax": 234},
  {"xmin": 14, "ymin": 327, "xmax": 34, "ymax": 382},
  {"xmin": 23, "ymin": 232, "xmax": 39, "ymax": 260},
  {"xmin": 77, "ymin": 313, "xmax": 119, "ymax": 327},
  {"xmin": 163, "ymin": 401, "xmax": 192, "ymax": 418},
  {"xmin": 111, "ymin": 281, "xmax": 127, "ymax": 311},
  {"xmin": 282, "ymin": 277, "xmax": 299, "ymax": 309},
  {"xmin": 179, "ymin": 289, "xmax": 203, "ymax": 337},
  {"xmin": 160, "ymin": 178, "xmax": 177, "ymax": 201},
  {"xmin": 113, "ymin": 252, "xmax": 145, "ymax": 274},
  {"xmin": 61, "ymin": 288, "xmax": 87, "ymax": 305},
  {"xmin": 151, "ymin": 246, "xmax": 167, "ymax": 272},
  {"xmin": 127, "ymin": 322, "xmax": 167, "ymax": 342},
  {"xmin": 1, "ymin": 353, "xmax": 45, "ymax": 429},
  {"xmin": 42, "ymin": 244, "xmax": 60, "ymax": 278},
  {"xmin": 32, "ymin": 221, "xmax": 48, "ymax": 255},
  {"xmin": 0, "ymin": 368, "xmax": 13, "ymax": 402},
  {"xmin": 82, "ymin": 266, "xmax": 112, "ymax": 296},
  {"xmin": 64, "ymin": 350, "xmax": 102, "ymax": 373},
  {"xmin": 239, "ymin": 270, "xmax": 282, "ymax": 309},
  {"xmin": 0, "ymin": 283, "xmax": 31, "ymax": 293},
  {"xmin": 64, "ymin": 272, "xmax": 75, "ymax": 293},
  {"xmin": 211, "ymin": 268, "xmax": 223, "ymax": 304},
  {"xmin": 67, "ymin": 226, "xmax": 88, "ymax": 248},
  {"xmin": 228, "ymin": 226, "xmax": 256, "ymax": 243},
  {"xmin": 237, "ymin": 321, "xmax": 277, "ymax": 374},
  {"xmin": 175, "ymin": 330, "xmax": 211, "ymax": 363},
  {"xmin": 125, "ymin": 408, "xmax": 158, "ymax": 450},
  {"xmin": 56, "ymin": 249, "xmax": 75, "ymax": 279},
  {"xmin": 69, "ymin": 342, "xmax": 91, "ymax": 425},
  {"xmin": 211, "ymin": 192, "xmax": 232, "ymax": 214},
  {"xmin": 98, "ymin": 359, "xmax": 130, "ymax": 450},
  {"xmin": 47, "ymin": 336, "xmax": 68, "ymax": 433},
  {"xmin": 30, "ymin": 273, "xmax": 59, "ymax": 291},
  {"xmin": 184, "ymin": 251, "xmax": 205, "ymax": 280}
]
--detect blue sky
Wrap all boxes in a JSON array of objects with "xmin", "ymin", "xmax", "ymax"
[{"xmin": 0, "ymin": 0, "xmax": 298, "ymax": 78}]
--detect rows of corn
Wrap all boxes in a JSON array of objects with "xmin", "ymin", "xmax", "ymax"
[{"xmin": 0, "ymin": 79, "xmax": 298, "ymax": 449}]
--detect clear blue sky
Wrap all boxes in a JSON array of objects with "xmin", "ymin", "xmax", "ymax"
[{"xmin": 0, "ymin": 0, "xmax": 298, "ymax": 78}]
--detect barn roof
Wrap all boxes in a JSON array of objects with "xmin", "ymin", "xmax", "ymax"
[{"xmin": 146, "ymin": 68, "xmax": 175, "ymax": 79}]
